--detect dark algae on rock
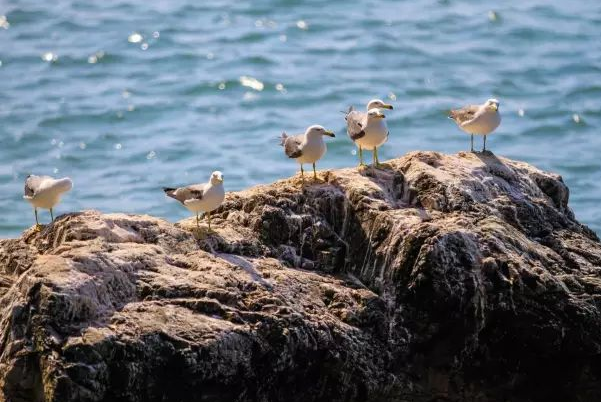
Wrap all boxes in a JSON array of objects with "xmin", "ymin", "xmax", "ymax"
[{"xmin": 1, "ymin": 151, "xmax": 601, "ymax": 402}]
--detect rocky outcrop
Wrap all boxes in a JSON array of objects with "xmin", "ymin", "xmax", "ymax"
[{"xmin": 1, "ymin": 151, "xmax": 601, "ymax": 402}]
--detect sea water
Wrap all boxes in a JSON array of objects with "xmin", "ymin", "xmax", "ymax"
[{"xmin": 1, "ymin": 0, "xmax": 600, "ymax": 237}]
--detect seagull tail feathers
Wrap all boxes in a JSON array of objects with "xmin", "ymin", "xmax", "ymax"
[
  {"xmin": 279, "ymin": 132, "xmax": 288, "ymax": 146},
  {"xmin": 163, "ymin": 187, "xmax": 177, "ymax": 198},
  {"xmin": 344, "ymin": 105, "xmax": 354, "ymax": 120}
]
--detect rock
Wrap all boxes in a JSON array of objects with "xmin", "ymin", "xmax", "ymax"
[{"xmin": 1, "ymin": 151, "xmax": 601, "ymax": 402}]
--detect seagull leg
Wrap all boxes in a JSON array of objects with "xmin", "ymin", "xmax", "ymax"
[
  {"xmin": 471, "ymin": 134, "xmax": 474, "ymax": 152},
  {"xmin": 50, "ymin": 208, "xmax": 54, "ymax": 222},
  {"xmin": 196, "ymin": 212, "xmax": 199, "ymax": 229},
  {"xmin": 300, "ymin": 164, "xmax": 304, "ymax": 180},
  {"xmin": 207, "ymin": 211, "xmax": 212, "ymax": 230},
  {"xmin": 313, "ymin": 162, "xmax": 317, "ymax": 181},
  {"xmin": 483, "ymin": 135, "xmax": 487, "ymax": 152},
  {"xmin": 359, "ymin": 146, "xmax": 368, "ymax": 167},
  {"xmin": 34, "ymin": 208, "xmax": 42, "ymax": 232},
  {"xmin": 374, "ymin": 147, "xmax": 380, "ymax": 167}
]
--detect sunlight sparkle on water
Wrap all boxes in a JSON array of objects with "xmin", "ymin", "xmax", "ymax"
[
  {"xmin": 89, "ymin": 51, "xmax": 106, "ymax": 64},
  {"xmin": 239, "ymin": 76, "xmax": 264, "ymax": 91},
  {"xmin": 275, "ymin": 83, "xmax": 287, "ymax": 93},
  {"xmin": 41, "ymin": 52, "xmax": 57, "ymax": 62},
  {"xmin": 0, "ymin": 15, "xmax": 9, "ymax": 29},
  {"xmin": 296, "ymin": 20, "xmax": 308, "ymax": 30},
  {"xmin": 128, "ymin": 32, "xmax": 143, "ymax": 43}
]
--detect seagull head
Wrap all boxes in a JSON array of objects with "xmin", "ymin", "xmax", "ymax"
[
  {"xmin": 210, "ymin": 171, "xmax": 224, "ymax": 184},
  {"xmin": 306, "ymin": 125, "xmax": 335, "ymax": 138},
  {"xmin": 367, "ymin": 99, "xmax": 393, "ymax": 110},
  {"xmin": 485, "ymin": 98, "xmax": 500, "ymax": 112},
  {"xmin": 367, "ymin": 108, "xmax": 386, "ymax": 120}
]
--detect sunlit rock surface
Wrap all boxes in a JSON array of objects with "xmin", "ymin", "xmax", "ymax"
[{"xmin": 1, "ymin": 151, "xmax": 601, "ymax": 402}]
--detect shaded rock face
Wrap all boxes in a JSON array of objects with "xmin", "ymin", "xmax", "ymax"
[{"xmin": 1, "ymin": 151, "xmax": 601, "ymax": 402}]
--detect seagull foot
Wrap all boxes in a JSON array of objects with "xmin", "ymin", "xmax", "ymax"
[
  {"xmin": 357, "ymin": 163, "xmax": 369, "ymax": 173},
  {"xmin": 374, "ymin": 162, "xmax": 392, "ymax": 170},
  {"xmin": 33, "ymin": 224, "xmax": 43, "ymax": 232},
  {"xmin": 191, "ymin": 225, "xmax": 216, "ymax": 239},
  {"xmin": 191, "ymin": 227, "xmax": 207, "ymax": 240}
]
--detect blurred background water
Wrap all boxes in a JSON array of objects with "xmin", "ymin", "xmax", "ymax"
[{"xmin": 0, "ymin": 0, "xmax": 600, "ymax": 238}]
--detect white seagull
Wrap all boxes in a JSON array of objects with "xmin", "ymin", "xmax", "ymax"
[
  {"xmin": 23, "ymin": 175, "xmax": 73, "ymax": 230},
  {"xmin": 345, "ymin": 99, "xmax": 393, "ymax": 167},
  {"xmin": 449, "ymin": 98, "xmax": 501, "ymax": 152},
  {"xmin": 163, "ymin": 171, "xmax": 225, "ymax": 230},
  {"xmin": 280, "ymin": 124, "xmax": 336, "ymax": 181}
]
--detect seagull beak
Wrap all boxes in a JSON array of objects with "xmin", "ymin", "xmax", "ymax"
[
  {"xmin": 324, "ymin": 130, "xmax": 336, "ymax": 137},
  {"xmin": 379, "ymin": 113, "xmax": 386, "ymax": 119},
  {"xmin": 491, "ymin": 104, "xmax": 499, "ymax": 111},
  {"xmin": 383, "ymin": 104, "xmax": 394, "ymax": 110}
]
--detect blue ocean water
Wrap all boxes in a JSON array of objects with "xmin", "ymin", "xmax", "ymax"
[{"xmin": 0, "ymin": 0, "xmax": 600, "ymax": 238}]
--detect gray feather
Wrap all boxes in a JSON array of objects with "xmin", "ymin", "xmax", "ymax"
[
  {"xmin": 163, "ymin": 184, "xmax": 206, "ymax": 205},
  {"xmin": 283, "ymin": 134, "xmax": 304, "ymax": 159},
  {"xmin": 449, "ymin": 105, "xmax": 480, "ymax": 124},
  {"xmin": 345, "ymin": 109, "xmax": 367, "ymax": 141}
]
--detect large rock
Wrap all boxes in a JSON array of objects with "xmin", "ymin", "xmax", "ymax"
[{"xmin": 1, "ymin": 151, "xmax": 601, "ymax": 402}]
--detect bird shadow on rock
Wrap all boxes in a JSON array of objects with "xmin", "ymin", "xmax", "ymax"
[{"xmin": 471, "ymin": 150, "xmax": 520, "ymax": 184}]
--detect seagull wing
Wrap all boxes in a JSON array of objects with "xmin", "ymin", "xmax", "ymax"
[
  {"xmin": 164, "ymin": 184, "xmax": 206, "ymax": 205},
  {"xmin": 284, "ymin": 134, "xmax": 304, "ymax": 159},
  {"xmin": 345, "ymin": 109, "xmax": 366, "ymax": 141},
  {"xmin": 449, "ymin": 105, "xmax": 480, "ymax": 125}
]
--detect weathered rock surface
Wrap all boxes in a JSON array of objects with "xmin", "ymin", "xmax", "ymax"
[{"xmin": 1, "ymin": 151, "xmax": 601, "ymax": 402}]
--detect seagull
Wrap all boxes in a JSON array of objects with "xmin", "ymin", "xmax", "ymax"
[
  {"xmin": 345, "ymin": 99, "xmax": 393, "ymax": 167},
  {"xmin": 163, "ymin": 171, "xmax": 225, "ymax": 230},
  {"xmin": 280, "ymin": 125, "xmax": 335, "ymax": 181},
  {"xmin": 449, "ymin": 98, "xmax": 501, "ymax": 152},
  {"xmin": 23, "ymin": 175, "xmax": 73, "ymax": 231}
]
